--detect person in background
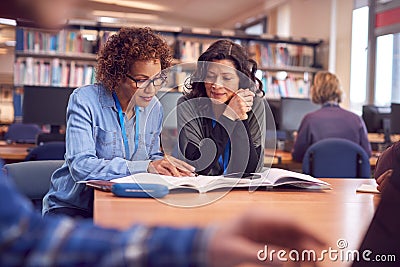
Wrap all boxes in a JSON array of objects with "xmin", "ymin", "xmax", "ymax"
[
  {"xmin": 1, "ymin": 165, "xmax": 324, "ymax": 267},
  {"xmin": 373, "ymin": 141, "xmax": 400, "ymax": 192},
  {"xmin": 177, "ymin": 39, "xmax": 266, "ymax": 176},
  {"xmin": 43, "ymin": 27, "xmax": 195, "ymax": 219},
  {"xmin": 292, "ymin": 71, "xmax": 372, "ymax": 162}
]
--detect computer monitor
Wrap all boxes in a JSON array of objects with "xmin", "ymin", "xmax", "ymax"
[
  {"xmin": 361, "ymin": 105, "xmax": 391, "ymax": 133},
  {"xmin": 156, "ymin": 91, "xmax": 183, "ymax": 157},
  {"xmin": 156, "ymin": 91, "xmax": 183, "ymax": 129},
  {"xmin": 391, "ymin": 102, "xmax": 400, "ymax": 134},
  {"xmin": 279, "ymin": 97, "xmax": 320, "ymax": 132},
  {"xmin": 266, "ymin": 98, "xmax": 281, "ymax": 130},
  {"xmin": 22, "ymin": 85, "xmax": 74, "ymax": 134}
]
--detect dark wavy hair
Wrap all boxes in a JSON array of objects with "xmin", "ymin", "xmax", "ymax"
[
  {"xmin": 184, "ymin": 39, "xmax": 263, "ymax": 98},
  {"xmin": 96, "ymin": 27, "xmax": 172, "ymax": 91}
]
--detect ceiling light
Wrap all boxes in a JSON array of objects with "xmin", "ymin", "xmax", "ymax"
[
  {"xmin": 4, "ymin": 41, "xmax": 16, "ymax": 47},
  {"xmin": 98, "ymin": 17, "xmax": 118, "ymax": 23},
  {"xmin": 90, "ymin": 0, "xmax": 169, "ymax": 11},
  {"xmin": 93, "ymin": 10, "xmax": 159, "ymax": 21},
  {"xmin": 0, "ymin": 18, "xmax": 16, "ymax": 26}
]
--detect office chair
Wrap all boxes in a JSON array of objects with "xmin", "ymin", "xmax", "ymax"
[
  {"xmin": 4, "ymin": 123, "xmax": 42, "ymax": 144},
  {"xmin": 3, "ymin": 160, "xmax": 64, "ymax": 211},
  {"xmin": 25, "ymin": 141, "xmax": 66, "ymax": 161},
  {"xmin": 302, "ymin": 138, "xmax": 371, "ymax": 178}
]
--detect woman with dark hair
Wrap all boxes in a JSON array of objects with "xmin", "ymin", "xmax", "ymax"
[
  {"xmin": 177, "ymin": 39, "xmax": 266, "ymax": 176},
  {"xmin": 43, "ymin": 27, "xmax": 194, "ymax": 218},
  {"xmin": 291, "ymin": 71, "xmax": 372, "ymax": 162}
]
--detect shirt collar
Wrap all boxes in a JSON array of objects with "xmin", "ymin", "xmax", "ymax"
[
  {"xmin": 322, "ymin": 101, "xmax": 339, "ymax": 108},
  {"xmin": 98, "ymin": 84, "xmax": 115, "ymax": 109},
  {"xmin": 98, "ymin": 83, "xmax": 152, "ymax": 115}
]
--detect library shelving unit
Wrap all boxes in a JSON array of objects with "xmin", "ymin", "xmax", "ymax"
[
  {"xmin": 13, "ymin": 21, "xmax": 324, "ymax": 108},
  {"xmin": 14, "ymin": 21, "xmax": 99, "ymax": 88}
]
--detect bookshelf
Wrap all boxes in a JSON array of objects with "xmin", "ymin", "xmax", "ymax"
[
  {"xmin": 160, "ymin": 28, "xmax": 323, "ymax": 99},
  {"xmin": 13, "ymin": 22, "xmax": 324, "ymax": 115},
  {"xmin": 14, "ymin": 26, "xmax": 98, "ymax": 87}
]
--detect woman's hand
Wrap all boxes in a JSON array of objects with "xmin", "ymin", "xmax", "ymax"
[
  {"xmin": 206, "ymin": 209, "xmax": 325, "ymax": 267},
  {"xmin": 224, "ymin": 89, "xmax": 254, "ymax": 121},
  {"xmin": 148, "ymin": 155, "xmax": 196, "ymax": 177},
  {"xmin": 376, "ymin": 169, "xmax": 393, "ymax": 192}
]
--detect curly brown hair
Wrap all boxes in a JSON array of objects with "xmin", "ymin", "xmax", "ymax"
[{"xmin": 95, "ymin": 27, "xmax": 172, "ymax": 91}]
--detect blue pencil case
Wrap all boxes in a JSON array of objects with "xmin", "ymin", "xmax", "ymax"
[{"xmin": 111, "ymin": 183, "xmax": 169, "ymax": 198}]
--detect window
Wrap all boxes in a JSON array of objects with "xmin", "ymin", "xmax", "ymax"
[
  {"xmin": 375, "ymin": 33, "xmax": 393, "ymax": 106},
  {"xmin": 350, "ymin": 6, "xmax": 369, "ymax": 113},
  {"xmin": 350, "ymin": 2, "xmax": 400, "ymax": 111}
]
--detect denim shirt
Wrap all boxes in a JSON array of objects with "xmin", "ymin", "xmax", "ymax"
[
  {"xmin": 43, "ymin": 84, "xmax": 164, "ymax": 215},
  {"xmin": 0, "ymin": 166, "xmax": 207, "ymax": 267}
]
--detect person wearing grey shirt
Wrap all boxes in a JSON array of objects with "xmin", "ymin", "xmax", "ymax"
[{"xmin": 177, "ymin": 40, "xmax": 266, "ymax": 176}]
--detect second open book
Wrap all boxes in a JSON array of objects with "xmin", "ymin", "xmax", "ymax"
[{"xmin": 111, "ymin": 168, "xmax": 331, "ymax": 193}]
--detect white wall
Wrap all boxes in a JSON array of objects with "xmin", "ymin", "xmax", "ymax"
[
  {"xmin": 0, "ymin": 48, "xmax": 14, "ymax": 84},
  {"xmin": 335, "ymin": 0, "xmax": 354, "ymax": 109},
  {"xmin": 274, "ymin": 0, "xmax": 354, "ymax": 109},
  {"xmin": 288, "ymin": 0, "xmax": 331, "ymax": 40},
  {"xmin": 0, "ymin": 50, "xmax": 14, "ymax": 73},
  {"xmin": 276, "ymin": 3, "xmax": 291, "ymax": 37}
]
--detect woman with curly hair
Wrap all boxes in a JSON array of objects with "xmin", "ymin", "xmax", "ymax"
[
  {"xmin": 291, "ymin": 71, "xmax": 371, "ymax": 162},
  {"xmin": 43, "ymin": 27, "xmax": 194, "ymax": 218},
  {"xmin": 177, "ymin": 39, "xmax": 266, "ymax": 175}
]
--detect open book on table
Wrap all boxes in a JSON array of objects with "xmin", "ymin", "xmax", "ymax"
[{"xmin": 109, "ymin": 168, "xmax": 331, "ymax": 193}]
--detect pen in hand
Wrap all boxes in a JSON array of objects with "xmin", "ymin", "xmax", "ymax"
[{"xmin": 176, "ymin": 167, "xmax": 199, "ymax": 177}]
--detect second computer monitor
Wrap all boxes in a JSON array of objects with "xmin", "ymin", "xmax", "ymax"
[
  {"xmin": 156, "ymin": 91, "xmax": 183, "ymax": 129},
  {"xmin": 22, "ymin": 85, "xmax": 74, "ymax": 133},
  {"xmin": 362, "ymin": 105, "xmax": 391, "ymax": 133},
  {"xmin": 279, "ymin": 97, "xmax": 320, "ymax": 132}
]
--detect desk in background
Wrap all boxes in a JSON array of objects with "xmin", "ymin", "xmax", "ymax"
[
  {"xmin": 265, "ymin": 149, "xmax": 379, "ymax": 171},
  {"xmin": 0, "ymin": 141, "xmax": 35, "ymax": 163},
  {"xmin": 368, "ymin": 133, "xmax": 400, "ymax": 144},
  {"xmin": 263, "ymin": 132, "xmax": 398, "ymax": 171},
  {"xmin": 94, "ymin": 178, "xmax": 379, "ymax": 267}
]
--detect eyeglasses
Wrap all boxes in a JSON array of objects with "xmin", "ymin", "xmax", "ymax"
[{"xmin": 126, "ymin": 74, "xmax": 167, "ymax": 89}]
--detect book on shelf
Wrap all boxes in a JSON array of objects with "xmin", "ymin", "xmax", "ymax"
[
  {"xmin": 263, "ymin": 74, "xmax": 310, "ymax": 99},
  {"xmin": 87, "ymin": 168, "xmax": 331, "ymax": 193},
  {"xmin": 175, "ymin": 38, "xmax": 214, "ymax": 62},
  {"xmin": 263, "ymin": 76, "xmax": 281, "ymax": 99},
  {"xmin": 14, "ymin": 57, "xmax": 95, "ymax": 87},
  {"xmin": 248, "ymin": 41, "xmax": 316, "ymax": 69},
  {"xmin": 16, "ymin": 28, "xmax": 97, "ymax": 54}
]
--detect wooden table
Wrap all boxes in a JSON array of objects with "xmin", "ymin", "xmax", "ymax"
[
  {"xmin": 94, "ymin": 178, "xmax": 380, "ymax": 266},
  {"xmin": 266, "ymin": 149, "xmax": 379, "ymax": 171},
  {"xmin": 0, "ymin": 142, "xmax": 35, "ymax": 163},
  {"xmin": 368, "ymin": 133, "xmax": 400, "ymax": 144}
]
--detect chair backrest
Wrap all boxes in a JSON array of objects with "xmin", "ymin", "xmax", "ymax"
[
  {"xmin": 302, "ymin": 138, "xmax": 371, "ymax": 178},
  {"xmin": 3, "ymin": 160, "xmax": 64, "ymax": 210},
  {"xmin": 25, "ymin": 141, "xmax": 66, "ymax": 161},
  {"xmin": 36, "ymin": 132, "xmax": 66, "ymax": 145},
  {"xmin": 4, "ymin": 123, "xmax": 42, "ymax": 144}
]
